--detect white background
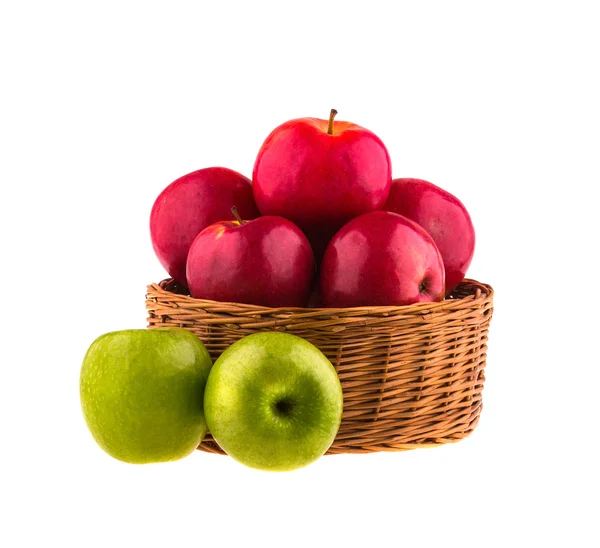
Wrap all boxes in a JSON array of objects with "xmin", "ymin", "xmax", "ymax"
[{"xmin": 1, "ymin": 1, "xmax": 598, "ymax": 546}]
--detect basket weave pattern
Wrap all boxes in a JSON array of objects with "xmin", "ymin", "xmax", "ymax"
[{"xmin": 146, "ymin": 279, "xmax": 493, "ymax": 454}]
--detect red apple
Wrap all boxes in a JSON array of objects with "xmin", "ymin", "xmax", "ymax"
[
  {"xmin": 383, "ymin": 178, "xmax": 475, "ymax": 295},
  {"xmin": 150, "ymin": 167, "xmax": 260, "ymax": 284},
  {"xmin": 186, "ymin": 208, "xmax": 315, "ymax": 307},
  {"xmin": 320, "ymin": 211, "xmax": 445, "ymax": 307},
  {"xmin": 252, "ymin": 109, "xmax": 392, "ymax": 261}
]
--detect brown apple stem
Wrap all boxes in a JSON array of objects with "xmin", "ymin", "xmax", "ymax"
[
  {"xmin": 231, "ymin": 206, "xmax": 245, "ymax": 224},
  {"xmin": 327, "ymin": 108, "xmax": 338, "ymax": 135}
]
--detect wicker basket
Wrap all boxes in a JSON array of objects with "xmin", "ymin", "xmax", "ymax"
[{"xmin": 146, "ymin": 278, "xmax": 493, "ymax": 454}]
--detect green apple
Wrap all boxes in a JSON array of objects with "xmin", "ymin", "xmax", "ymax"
[
  {"xmin": 204, "ymin": 332, "xmax": 343, "ymax": 472},
  {"xmin": 80, "ymin": 328, "xmax": 212, "ymax": 464}
]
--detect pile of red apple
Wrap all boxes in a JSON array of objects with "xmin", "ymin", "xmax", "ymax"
[{"xmin": 150, "ymin": 110, "xmax": 475, "ymax": 308}]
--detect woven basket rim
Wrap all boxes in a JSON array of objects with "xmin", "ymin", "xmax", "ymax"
[{"xmin": 146, "ymin": 277, "xmax": 493, "ymax": 316}]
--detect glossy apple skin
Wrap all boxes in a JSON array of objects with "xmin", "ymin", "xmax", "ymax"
[
  {"xmin": 150, "ymin": 167, "xmax": 260, "ymax": 284},
  {"xmin": 252, "ymin": 116, "xmax": 392, "ymax": 261},
  {"xmin": 383, "ymin": 178, "xmax": 475, "ymax": 295},
  {"xmin": 186, "ymin": 216, "xmax": 315, "ymax": 307},
  {"xmin": 204, "ymin": 332, "xmax": 343, "ymax": 472},
  {"xmin": 80, "ymin": 328, "xmax": 212, "ymax": 464},
  {"xmin": 320, "ymin": 211, "xmax": 445, "ymax": 307}
]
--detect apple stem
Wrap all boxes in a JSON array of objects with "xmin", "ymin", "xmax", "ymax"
[
  {"xmin": 327, "ymin": 108, "xmax": 338, "ymax": 135},
  {"xmin": 231, "ymin": 206, "xmax": 245, "ymax": 225}
]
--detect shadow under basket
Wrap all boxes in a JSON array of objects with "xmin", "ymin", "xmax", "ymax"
[{"xmin": 146, "ymin": 278, "xmax": 494, "ymax": 455}]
